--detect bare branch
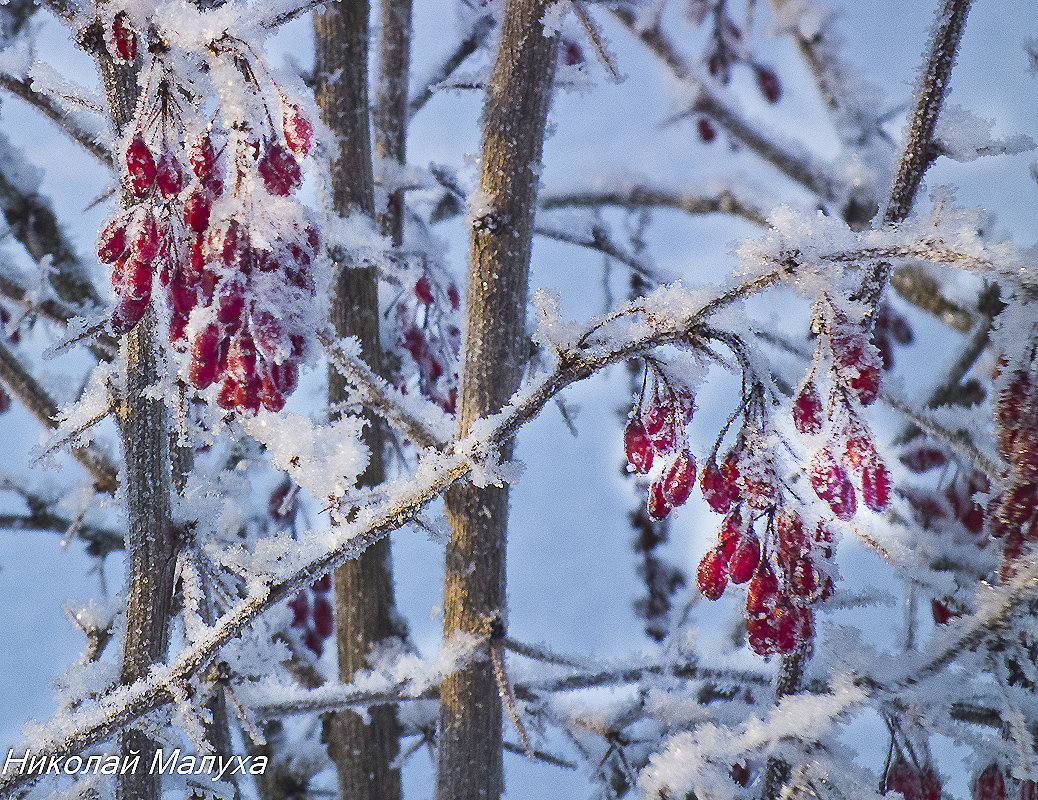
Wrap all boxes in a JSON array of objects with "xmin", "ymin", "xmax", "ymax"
[
  {"xmin": 408, "ymin": 11, "xmax": 494, "ymax": 118},
  {"xmin": 0, "ymin": 511, "xmax": 123, "ymax": 556},
  {"xmin": 0, "ymin": 337, "xmax": 119, "ymax": 492},
  {"xmin": 540, "ymin": 185, "xmax": 769, "ymax": 227}
]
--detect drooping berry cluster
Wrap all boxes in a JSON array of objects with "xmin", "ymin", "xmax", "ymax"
[
  {"xmin": 623, "ymin": 365, "xmax": 696, "ymax": 521},
  {"xmin": 96, "ymin": 15, "xmax": 319, "ymax": 414},
  {"xmin": 684, "ymin": 2, "xmax": 782, "ymax": 142},
  {"xmin": 288, "ymin": 573, "xmax": 333, "ymax": 657},
  {"xmin": 796, "ymin": 296, "xmax": 890, "ymax": 519},
  {"xmin": 694, "ymin": 393, "xmax": 833, "ymax": 656},
  {"xmin": 394, "ymin": 270, "xmax": 461, "ymax": 414},
  {"xmin": 988, "ymin": 362, "xmax": 1038, "ymax": 581}
]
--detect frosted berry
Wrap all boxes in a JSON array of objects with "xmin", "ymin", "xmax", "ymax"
[
  {"xmin": 111, "ymin": 12, "xmax": 137, "ymax": 62},
  {"xmin": 775, "ymin": 509, "xmax": 806, "ymax": 561},
  {"xmin": 701, "ymin": 458, "xmax": 733, "ymax": 513},
  {"xmin": 792, "ymin": 381, "xmax": 823, "ymax": 435},
  {"xmin": 183, "ymin": 188, "xmax": 212, "ymax": 233},
  {"xmin": 661, "ymin": 448, "xmax": 696, "ymax": 506},
  {"xmin": 755, "ymin": 66, "xmax": 781, "ymax": 103},
  {"xmin": 312, "ymin": 596, "xmax": 333, "ymax": 638},
  {"xmin": 647, "ymin": 478, "xmax": 672, "ymax": 521},
  {"xmin": 282, "ymin": 104, "xmax": 314, "ymax": 155},
  {"xmin": 97, "ymin": 219, "xmax": 128, "ymax": 264},
  {"xmin": 258, "ymin": 143, "xmax": 301, "ymax": 195},
  {"xmin": 125, "ymin": 137, "xmax": 156, "ymax": 196},
  {"xmin": 227, "ymin": 333, "xmax": 257, "ymax": 382},
  {"xmin": 697, "ymin": 545, "xmax": 728, "ymax": 600},
  {"xmin": 415, "ymin": 274, "xmax": 435, "ymax": 305},
  {"xmin": 130, "ymin": 212, "xmax": 161, "ymax": 262},
  {"xmin": 902, "ymin": 446, "xmax": 948, "ymax": 473},
  {"xmin": 973, "ymin": 764, "xmax": 1006, "ymax": 800},
  {"xmin": 624, "ymin": 417, "xmax": 654, "ymax": 473},
  {"xmin": 697, "ymin": 116, "xmax": 716, "ymax": 142},
  {"xmin": 156, "ymin": 151, "xmax": 183, "ymax": 197},
  {"xmin": 189, "ymin": 325, "xmax": 220, "ymax": 389},
  {"xmin": 746, "ymin": 562, "xmax": 779, "ymax": 616},
  {"xmin": 289, "ymin": 592, "xmax": 308, "ymax": 626},
  {"xmin": 886, "ymin": 756, "xmax": 923, "ymax": 800},
  {"xmin": 861, "ymin": 461, "xmax": 891, "ymax": 512},
  {"xmin": 110, "ymin": 297, "xmax": 149, "ymax": 335},
  {"xmin": 641, "ymin": 399, "xmax": 675, "ymax": 454},
  {"xmin": 728, "ymin": 533, "xmax": 760, "ymax": 584},
  {"xmin": 809, "ymin": 448, "xmax": 856, "ymax": 520}
]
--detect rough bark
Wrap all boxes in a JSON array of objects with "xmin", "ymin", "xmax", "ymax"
[
  {"xmin": 313, "ymin": 3, "xmax": 401, "ymax": 798},
  {"xmin": 374, "ymin": 0, "xmax": 412, "ymax": 245},
  {"xmin": 437, "ymin": 3, "xmax": 558, "ymax": 799}
]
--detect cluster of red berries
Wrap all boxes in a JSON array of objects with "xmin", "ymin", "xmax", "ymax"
[
  {"xmin": 883, "ymin": 753, "xmax": 942, "ymax": 800},
  {"xmin": 97, "ymin": 15, "xmax": 319, "ymax": 414},
  {"xmin": 694, "ymin": 403, "xmax": 832, "ymax": 655},
  {"xmin": 623, "ymin": 366, "xmax": 696, "ymax": 521},
  {"xmin": 288, "ymin": 574, "xmax": 333, "ymax": 657},
  {"xmin": 988, "ymin": 364, "xmax": 1038, "ymax": 581},
  {"xmin": 394, "ymin": 270, "xmax": 461, "ymax": 413},
  {"xmin": 797, "ymin": 298, "xmax": 890, "ymax": 519}
]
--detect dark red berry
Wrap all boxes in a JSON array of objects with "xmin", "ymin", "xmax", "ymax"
[
  {"xmin": 183, "ymin": 188, "xmax": 212, "ymax": 233},
  {"xmin": 312, "ymin": 596, "xmax": 333, "ymax": 638},
  {"xmin": 728, "ymin": 533, "xmax": 760, "ymax": 584},
  {"xmin": 647, "ymin": 478, "xmax": 672, "ymax": 521},
  {"xmin": 111, "ymin": 12, "xmax": 137, "ymax": 62},
  {"xmin": 809, "ymin": 448, "xmax": 857, "ymax": 520},
  {"xmin": 110, "ymin": 296, "xmax": 149, "ymax": 335},
  {"xmin": 973, "ymin": 764, "xmax": 1006, "ymax": 800},
  {"xmin": 754, "ymin": 66, "xmax": 782, "ymax": 103},
  {"xmin": 701, "ymin": 458, "xmax": 733, "ymax": 513},
  {"xmin": 97, "ymin": 218, "xmax": 128, "ymax": 263},
  {"xmin": 288, "ymin": 592, "xmax": 308, "ymax": 626},
  {"xmin": 415, "ymin": 274, "xmax": 435, "ymax": 305},
  {"xmin": 792, "ymin": 381, "xmax": 823, "ymax": 435},
  {"xmin": 624, "ymin": 417, "xmax": 654, "ymax": 473},
  {"xmin": 697, "ymin": 116, "xmax": 716, "ymax": 142},
  {"xmin": 125, "ymin": 137, "xmax": 156, "ymax": 196},
  {"xmin": 697, "ymin": 546, "xmax": 728, "ymax": 600},
  {"xmin": 258, "ymin": 143, "xmax": 301, "ymax": 195},
  {"xmin": 861, "ymin": 461, "xmax": 891, "ymax": 511},
  {"xmin": 156, "ymin": 151, "xmax": 183, "ymax": 196},
  {"xmin": 189, "ymin": 325, "xmax": 220, "ymax": 389},
  {"xmin": 887, "ymin": 755, "xmax": 923, "ymax": 800}
]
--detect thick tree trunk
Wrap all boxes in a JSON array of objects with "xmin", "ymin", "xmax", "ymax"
[
  {"xmin": 375, "ymin": 0, "xmax": 412, "ymax": 245},
  {"xmin": 437, "ymin": 3, "xmax": 558, "ymax": 799},
  {"xmin": 313, "ymin": 4, "xmax": 401, "ymax": 799},
  {"xmin": 94, "ymin": 36, "xmax": 179, "ymax": 800}
]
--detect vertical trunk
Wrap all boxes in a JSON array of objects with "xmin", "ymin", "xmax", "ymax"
[
  {"xmin": 374, "ymin": 0, "xmax": 412, "ymax": 245},
  {"xmin": 313, "ymin": 5, "xmax": 401, "ymax": 799},
  {"xmin": 437, "ymin": 4, "xmax": 558, "ymax": 799},
  {"xmin": 94, "ymin": 33, "xmax": 178, "ymax": 800}
]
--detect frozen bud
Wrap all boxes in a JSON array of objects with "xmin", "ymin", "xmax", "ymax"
[
  {"xmin": 754, "ymin": 65, "xmax": 782, "ymax": 103},
  {"xmin": 624, "ymin": 417, "xmax": 654, "ymax": 473},
  {"xmin": 792, "ymin": 381, "xmax": 823, "ymax": 435},
  {"xmin": 111, "ymin": 11, "xmax": 137, "ymax": 62},
  {"xmin": 697, "ymin": 545, "xmax": 728, "ymax": 600},
  {"xmin": 97, "ymin": 218, "xmax": 127, "ymax": 264},
  {"xmin": 258, "ymin": 143, "xmax": 301, "ymax": 196},
  {"xmin": 282, "ymin": 104, "xmax": 314, "ymax": 155},
  {"xmin": 728, "ymin": 532, "xmax": 760, "ymax": 584},
  {"xmin": 661, "ymin": 448, "xmax": 696, "ymax": 506},
  {"xmin": 125, "ymin": 137, "xmax": 156, "ymax": 196}
]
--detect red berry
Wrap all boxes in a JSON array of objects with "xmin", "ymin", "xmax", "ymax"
[
  {"xmin": 696, "ymin": 116, "xmax": 716, "ymax": 142},
  {"xmin": 190, "ymin": 135, "xmax": 219, "ymax": 182},
  {"xmin": 719, "ymin": 506, "xmax": 744, "ymax": 544},
  {"xmin": 415, "ymin": 274, "xmax": 435, "ymax": 305},
  {"xmin": 258, "ymin": 143, "xmax": 301, "ymax": 195},
  {"xmin": 183, "ymin": 188, "xmax": 212, "ymax": 233},
  {"xmin": 130, "ymin": 212, "xmax": 161, "ymax": 261},
  {"xmin": 303, "ymin": 627, "xmax": 323, "ymax": 656},
  {"xmin": 887, "ymin": 755, "xmax": 923, "ymax": 800},
  {"xmin": 701, "ymin": 458, "xmax": 733, "ymax": 513},
  {"xmin": 312, "ymin": 596, "xmax": 333, "ymax": 638},
  {"xmin": 97, "ymin": 218, "xmax": 127, "ymax": 263},
  {"xmin": 271, "ymin": 360, "xmax": 299, "ymax": 394},
  {"xmin": 156, "ymin": 151, "xmax": 183, "ymax": 197},
  {"xmin": 122, "ymin": 259, "xmax": 152, "ymax": 302},
  {"xmin": 312, "ymin": 574, "xmax": 331, "ymax": 593},
  {"xmin": 111, "ymin": 12, "xmax": 137, "ymax": 62},
  {"xmin": 792, "ymin": 381, "xmax": 823, "ymax": 435},
  {"xmin": 227, "ymin": 333, "xmax": 257, "ymax": 382},
  {"xmin": 973, "ymin": 764, "xmax": 1006, "ymax": 800},
  {"xmin": 189, "ymin": 325, "xmax": 220, "ymax": 389},
  {"xmin": 168, "ymin": 312, "xmax": 189, "ymax": 350},
  {"xmin": 288, "ymin": 592, "xmax": 308, "ymax": 626},
  {"xmin": 746, "ymin": 562, "xmax": 779, "ymax": 616},
  {"xmin": 216, "ymin": 378, "xmax": 237, "ymax": 409},
  {"xmin": 997, "ymin": 371, "xmax": 1032, "ymax": 427},
  {"xmin": 809, "ymin": 448, "xmax": 857, "ymax": 520},
  {"xmin": 125, "ymin": 137, "xmax": 156, "ymax": 196},
  {"xmin": 754, "ymin": 66, "xmax": 782, "ymax": 103},
  {"xmin": 728, "ymin": 533, "xmax": 760, "ymax": 584},
  {"xmin": 790, "ymin": 556, "xmax": 819, "ymax": 599},
  {"xmin": 261, "ymin": 374, "xmax": 286, "ymax": 412},
  {"xmin": 624, "ymin": 417, "xmax": 654, "ymax": 473},
  {"xmin": 282, "ymin": 104, "xmax": 314, "ymax": 156},
  {"xmin": 447, "ymin": 284, "xmax": 461, "ymax": 310},
  {"xmin": 842, "ymin": 431, "xmax": 877, "ymax": 472},
  {"xmin": 661, "ymin": 449, "xmax": 696, "ymax": 506},
  {"xmin": 697, "ymin": 546, "xmax": 728, "ymax": 600},
  {"xmin": 647, "ymin": 478, "xmax": 672, "ymax": 521},
  {"xmin": 771, "ymin": 596, "xmax": 801, "ymax": 653},
  {"xmin": 641, "ymin": 399, "xmax": 675, "ymax": 454},
  {"xmin": 217, "ymin": 284, "xmax": 246, "ymax": 331},
  {"xmin": 861, "ymin": 461, "xmax": 891, "ymax": 511},
  {"xmin": 746, "ymin": 613, "xmax": 779, "ymax": 656},
  {"xmin": 775, "ymin": 509, "xmax": 806, "ymax": 561},
  {"xmin": 110, "ymin": 297, "xmax": 149, "ymax": 334},
  {"xmin": 235, "ymin": 377, "xmax": 262, "ymax": 414}
]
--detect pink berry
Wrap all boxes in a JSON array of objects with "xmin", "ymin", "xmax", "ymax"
[
  {"xmin": 809, "ymin": 448, "xmax": 857, "ymax": 520},
  {"xmin": 647, "ymin": 478, "xmax": 672, "ymax": 521},
  {"xmin": 861, "ymin": 461, "xmax": 891, "ymax": 512}
]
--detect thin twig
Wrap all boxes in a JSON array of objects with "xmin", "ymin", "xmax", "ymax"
[
  {"xmin": 408, "ymin": 11, "xmax": 495, "ymax": 118},
  {"xmin": 540, "ymin": 185, "xmax": 769, "ymax": 227}
]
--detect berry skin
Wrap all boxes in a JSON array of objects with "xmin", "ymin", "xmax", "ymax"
[
  {"xmin": 130, "ymin": 212, "xmax": 161, "ymax": 262},
  {"xmin": 792, "ymin": 381, "xmax": 824, "ymax": 435},
  {"xmin": 647, "ymin": 478, "xmax": 672, "ymax": 521},
  {"xmin": 156, "ymin": 151, "xmax": 183, "ymax": 197},
  {"xmin": 183, "ymin": 188, "xmax": 212, "ymax": 233},
  {"xmin": 110, "ymin": 297, "xmax": 149, "ymax": 335},
  {"xmin": 125, "ymin": 137, "xmax": 157, "ymax": 196},
  {"xmin": 624, "ymin": 417, "xmax": 654, "ymax": 473},
  {"xmin": 97, "ymin": 219, "xmax": 128, "ymax": 264},
  {"xmin": 746, "ymin": 562, "xmax": 779, "ymax": 617},
  {"xmin": 661, "ymin": 449, "xmax": 696, "ymax": 506},
  {"xmin": 312, "ymin": 596, "xmax": 333, "ymax": 638},
  {"xmin": 701, "ymin": 458, "xmax": 733, "ymax": 513},
  {"xmin": 861, "ymin": 461, "xmax": 891, "ymax": 512},
  {"xmin": 189, "ymin": 325, "xmax": 220, "ymax": 389},
  {"xmin": 697, "ymin": 545, "xmax": 728, "ymax": 600},
  {"xmin": 111, "ymin": 12, "xmax": 137, "ymax": 62},
  {"xmin": 886, "ymin": 756, "xmax": 923, "ymax": 800},
  {"xmin": 415, "ymin": 274, "xmax": 435, "ymax": 305},
  {"xmin": 288, "ymin": 592, "xmax": 308, "ymax": 626},
  {"xmin": 282, "ymin": 104, "xmax": 314, "ymax": 155},
  {"xmin": 809, "ymin": 448, "xmax": 857, "ymax": 520}
]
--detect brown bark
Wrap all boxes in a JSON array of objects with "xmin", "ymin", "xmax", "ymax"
[
  {"xmin": 313, "ymin": 2, "xmax": 401, "ymax": 798},
  {"xmin": 437, "ymin": 2, "xmax": 558, "ymax": 798}
]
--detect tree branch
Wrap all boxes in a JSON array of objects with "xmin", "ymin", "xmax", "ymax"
[
  {"xmin": 540, "ymin": 185, "xmax": 769, "ymax": 227},
  {"xmin": 407, "ymin": 11, "xmax": 494, "ymax": 118}
]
